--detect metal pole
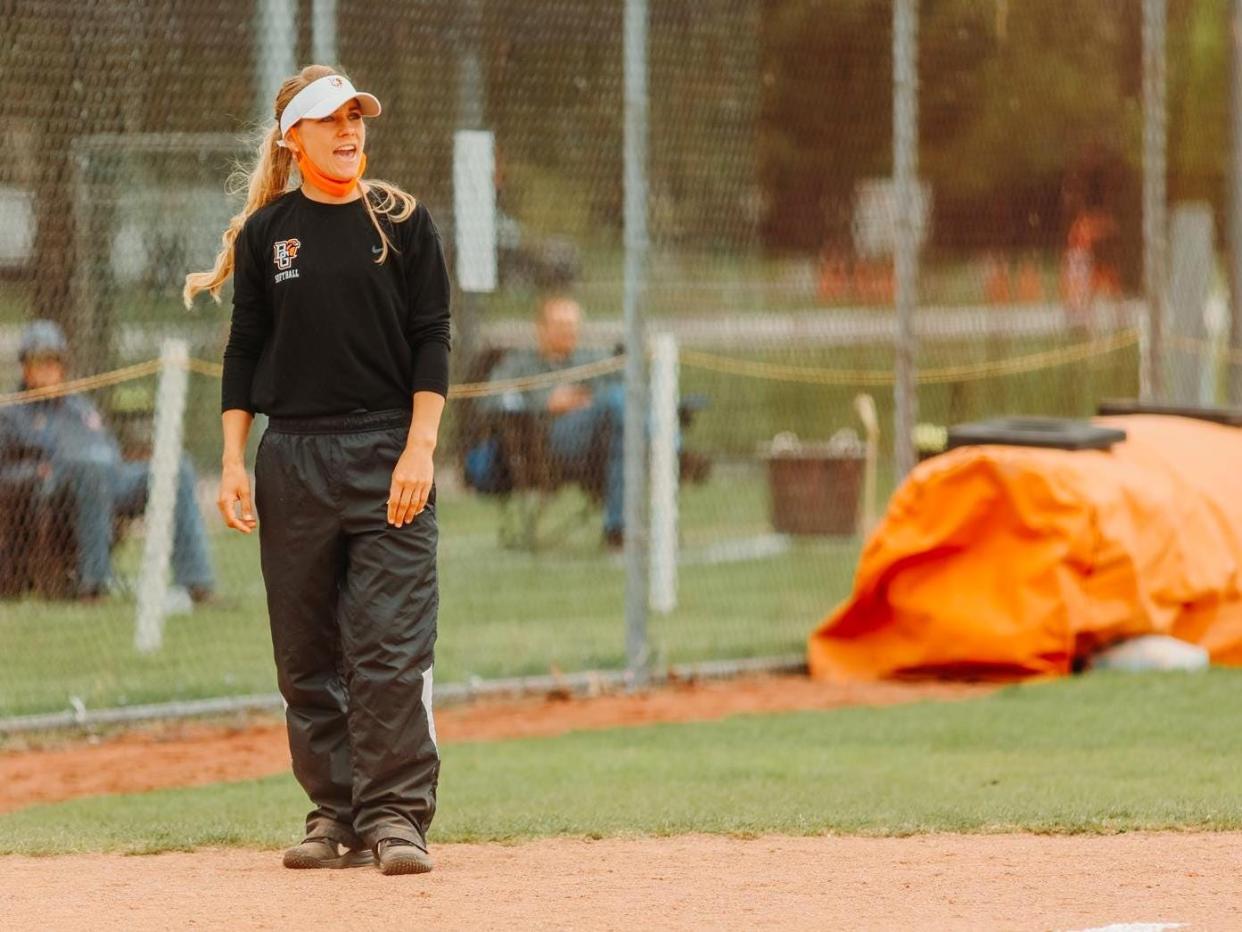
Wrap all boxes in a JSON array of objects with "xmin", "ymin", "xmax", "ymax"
[
  {"xmin": 623, "ymin": 0, "xmax": 650, "ymax": 681},
  {"xmin": 311, "ymin": 0, "xmax": 337, "ymax": 66},
  {"xmin": 457, "ymin": 0, "xmax": 486, "ymax": 129},
  {"xmin": 256, "ymin": 0, "xmax": 297, "ymax": 123},
  {"xmin": 1230, "ymin": 0, "xmax": 1242, "ymax": 405},
  {"xmin": 893, "ymin": 0, "xmax": 919, "ymax": 479},
  {"xmin": 455, "ymin": 0, "xmax": 486, "ymax": 369},
  {"xmin": 1143, "ymin": 0, "xmax": 1168, "ymax": 402}
]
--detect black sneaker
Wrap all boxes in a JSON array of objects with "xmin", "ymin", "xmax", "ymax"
[
  {"xmin": 376, "ymin": 837, "xmax": 434, "ymax": 875},
  {"xmin": 282, "ymin": 836, "xmax": 374, "ymax": 869}
]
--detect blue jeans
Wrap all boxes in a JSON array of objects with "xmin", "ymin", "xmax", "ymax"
[
  {"xmin": 51, "ymin": 455, "xmax": 214, "ymax": 592},
  {"xmin": 548, "ymin": 384, "xmax": 625, "ymax": 535}
]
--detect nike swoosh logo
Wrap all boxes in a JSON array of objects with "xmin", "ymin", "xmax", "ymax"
[{"xmin": 371, "ymin": 245, "xmax": 383, "ymax": 254}]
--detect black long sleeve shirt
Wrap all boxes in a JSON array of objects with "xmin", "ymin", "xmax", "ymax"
[{"xmin": 222, "ymin": 188, "xmax": 451, "ymax": 417}]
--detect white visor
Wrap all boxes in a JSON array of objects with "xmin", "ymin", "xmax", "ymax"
[{"xmin": 279, "ymin": 75, "xmax": 381, "ymax": 139}]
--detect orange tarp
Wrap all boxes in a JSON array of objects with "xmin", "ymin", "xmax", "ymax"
[{"xmin": 808, "ymin": 416, "xmax": 1242, "ymax": 680}]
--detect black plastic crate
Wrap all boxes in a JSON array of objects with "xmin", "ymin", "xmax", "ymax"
[
  {"xmin": 946, "ymin": 417, "xmax": 1127, "ymax": 452},
  {"xmin": 1096, "ymin": 399, "xmax": 1242, "ymax": 427}
]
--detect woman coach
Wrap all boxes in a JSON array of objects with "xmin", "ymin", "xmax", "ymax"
[{"xmin": 185, "ymin": 64, "xmax": 450, "ymax": 876}]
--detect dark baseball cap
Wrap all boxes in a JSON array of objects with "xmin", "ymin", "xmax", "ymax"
[{"xmin": 18, "ymin": 319, "xmax": 68, "ymax": 361}]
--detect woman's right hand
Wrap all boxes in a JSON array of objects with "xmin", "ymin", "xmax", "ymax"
[{"xmin": 218, "ymin": 461, "xmax": 257, "ymax": 534}]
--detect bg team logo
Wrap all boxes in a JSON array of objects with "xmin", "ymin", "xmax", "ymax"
[
  {"xmin": 273, "ymin": 238, "xmax": 302, "ymax": 283},
  {"xmin": 273, "ymin": 238, "xmax": 301, "ymax": 270}
]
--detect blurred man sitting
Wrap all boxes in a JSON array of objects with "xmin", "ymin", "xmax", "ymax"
[
  {"xmin": 0, "ymin": 320, "xmax": 214, "ymax": 601},
  {"xmin": 479, "ymin": 296, "xmax": 626, "ymax": 546}
]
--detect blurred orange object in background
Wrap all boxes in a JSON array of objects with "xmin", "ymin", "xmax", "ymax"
[{"xmin": 809, "ymin": 416, "xmax": 1242, "ymax": 680}]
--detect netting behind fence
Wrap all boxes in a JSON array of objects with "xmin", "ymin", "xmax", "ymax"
[{"xmin": 2, "ymin": 0, "xmax": 1240, "ymax": 724}]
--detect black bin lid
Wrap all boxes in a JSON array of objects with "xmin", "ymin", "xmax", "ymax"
[
  {"xmin": 1096, "ymin": 399, "xmax": 1242, "ymax": 427},
  {"xmin": 947, "ymin": 417, "xmax": 1127, "ymax": 452}
]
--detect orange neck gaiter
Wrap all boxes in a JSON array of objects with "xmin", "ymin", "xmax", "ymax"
[{"xmin": 289, "ymin": 129, "xmax": 367, "ymax": 198}]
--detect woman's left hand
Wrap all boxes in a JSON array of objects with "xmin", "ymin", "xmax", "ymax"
[{"xmin": 388, "ymin": 443, "xmax": 434, "ymax": 527}]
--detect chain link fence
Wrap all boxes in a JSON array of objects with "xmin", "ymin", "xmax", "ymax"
[{"xmin": 2, "ymin": 0, "xmax": 1240, "ymax": 727}]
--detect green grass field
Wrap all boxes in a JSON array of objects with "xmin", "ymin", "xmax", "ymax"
[
  {"xmin": 0, "ymin": 473, "xmax": 860, "ymax": 719},
  {"xmin": 3, "ymin": 670, "xmax": 1240, "ymax": 855}
]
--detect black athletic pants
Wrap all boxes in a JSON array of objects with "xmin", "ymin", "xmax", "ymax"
[{"xmin": 254, "ymin": 409, "xmax": 439, "ymax": 851}]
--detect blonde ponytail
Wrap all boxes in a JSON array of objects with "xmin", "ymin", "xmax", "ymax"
[{"xmin": 183, "ymin": 125, "xmax": 294, "ymax": 307}]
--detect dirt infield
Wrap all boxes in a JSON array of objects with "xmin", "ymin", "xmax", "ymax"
[
  {"xmin": 2, "ymin": 832, "xmax": 1238, "ymax": 930},
  {"xmin": 0, "ymin": 675, "xmax": 991, "ymax": 813},
  {"xmin": 3, "ymin": 676, "xmax": 1239, "ymax": 929}
]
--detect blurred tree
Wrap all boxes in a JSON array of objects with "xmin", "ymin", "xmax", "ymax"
[
  {"xmin": 1168, "ymin": 0, "xmax": 1228, "ymax": 210},
  {"xmin": 923, "ymin": 0, "xmax": 1143, "ymax": 286},
  {"xmin": 483, "ymin": 0, "xmax": 622, "ymax": 240},
  {"xmin": 759, "ymin": 0, "xmax": 892, "ymax": 253},
  {"xmin": 758, "ymin": 0, "xmax": 1156, "ymax": 274},
  {"xmin": 2, "ymin": 0, "xmax": 1236, "ymax": 335},
  {"xmin": 6, "ymin": 1, "xmax": 78, "ymax": 333},
  {"xmin": 649, "ymin": 0, "xmax": 761, "ymax": 251}
]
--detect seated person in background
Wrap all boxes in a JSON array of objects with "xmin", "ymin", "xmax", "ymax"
[
  {"xmin": 482, "ymin": 296, "xmax": 625, "ymax": 546},
  {"xmin": 0, "ymin": 320, "xmax": 215, "ymax": 602}
]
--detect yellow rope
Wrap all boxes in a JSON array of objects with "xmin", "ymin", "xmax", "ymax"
[
  {"xmin": 192, "ymin": 334, "xmax": 1230, "ymax": 393},
  {"xmin": 3, "ymin": 353, "xmax": 625, "ymax": 407},
  {"xmin": 679, "ymin": 328, "xmax": 1140, "ymax": 386},
  {"xmin": 0, "ymin": 359, "xmax": 163, "ymax": 408},
  {"xmin": 11, "ymin": 324, "xmax": 1238, "ymax": 410},
  {"xmin": 1166, "ymin": 334, "xmax": 1242, "ymax": 365},
  {"xmin": 183, "ymin": 353, "xmax": 627, "ymax": 399},
  {"xmin": 448, "ymin": 355, "xmax": 625, "ymax": 398},
  {"xmin": 184, "ymin": 357, "xmax": 224, "ymax": 378}
]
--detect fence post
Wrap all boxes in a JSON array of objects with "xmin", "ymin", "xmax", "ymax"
[
  {"xmin": 892, "ymin": 0, "xmax": 919, "ymax": 480},
  {"xmin": 649, "ymin": 333, "xmax": 678, "ymax": 614},
  {"xmin": 135, "ymin": 339, "xmax": 190, "ymax": 654}
]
